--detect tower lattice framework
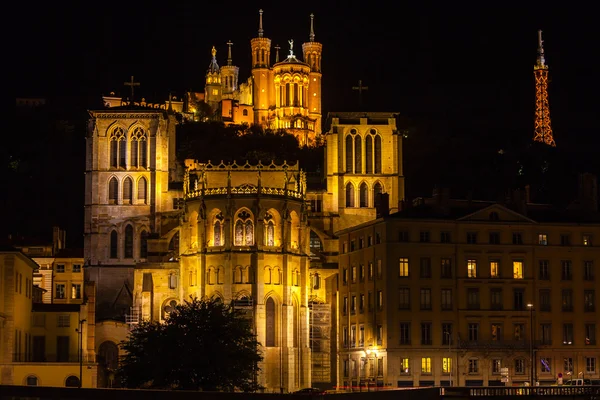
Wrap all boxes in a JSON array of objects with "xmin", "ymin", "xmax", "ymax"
[{"xmin": 533, "ymin": 29, "xmax": 556, "ymax": 147}]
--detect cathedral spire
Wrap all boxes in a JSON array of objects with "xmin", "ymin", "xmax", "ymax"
[
  {"xmin": 258, "ymin": 9, "xmax": 264, "ymax": 38},
  {"xmin": 227, "ymin": 40, "xmax": 233, "ymax": 66},
  {"xmin": 309, "ymin": 13, "xmax": 315, "ymax": 42},
  {"xmin": 275, "ymin": 44, "xmax": 280, "ymax": 63}
]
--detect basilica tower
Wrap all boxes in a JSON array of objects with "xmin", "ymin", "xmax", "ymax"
[
  {"xmin": 250, "ymin": 9, "xmax": 273, "ymax": 126},
  {"xmin": 205, "ymin": 46, "xmax": 222, "ymax": 111},
  {"xmin": 302, "ymin": 14, "xmax": 323, "ymax": 137},
  {"xmin": 221, "ymin": 41, "xmax": 239, "ymax": 98}
]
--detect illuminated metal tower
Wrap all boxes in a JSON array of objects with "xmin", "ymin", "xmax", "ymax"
[{"xmin": 533, "ymin": 29, "xmax": 556, "ymax": 147}]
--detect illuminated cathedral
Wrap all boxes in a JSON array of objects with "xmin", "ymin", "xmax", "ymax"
[
  {"xmin": 85, "ymin": 9, "xmax": 405, "ymax": 392},
  {"xmin": 187, "ymin": 10, "xmax": 323, "ymax": 147}
]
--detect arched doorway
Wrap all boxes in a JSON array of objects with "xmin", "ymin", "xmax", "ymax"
[{"xmin": 97, "ymin": 341, "xmax": 119, "ymax": 388}]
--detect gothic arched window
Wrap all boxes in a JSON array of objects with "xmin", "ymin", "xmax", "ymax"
[
  {"xmin": 123, "ymin": 177, "xmax": 133, "ymax": 204},
  {"xmin": 243, "ymin": 109, "xmax": 248, "ymax": 116},
  {"xmin": 345, "ymin": 135, "xmax": 353, "ymax": 173},
  {"xmin": 140, "ymin": 230, "xmax": 148, "ymax": 258},
  {"xmin": 266, "ymin": 297, "xmax": 275, "ymax": 347},
  {"xmin": 130, "ymin": 127, "xmax": 147, "ymax": 168},
  {"xmin": 345, "ymin": 182, "xmax": 355, "ymax": 208},
  {"xmin": 108, "ymin": 177, "xmax": 118, "ymax": 204},
  {"xmin": 354, "ymin": 135, "xmax": 362, "ymax": 174},
  {"xmin": 360, "ymin": 182, "xmax": 368, "ymax": 208},
  {"xmin": 213, "ymin": 221, "xmax": 223, "ymax": 246},
  {"xmin": 124, "ymin": 225, "xmax": 134, "ymax": 258},
  {"xmin": 365, "ymin": 135, "xmax": 373, "ymax": 174},
  {"xmin": 266, "ymin": 220, "xmax": 275, "ymax": 246},
  {"xmin": 137, "ymin": 177, "xmax": 147, "ymax": 203},
  {"xmin": 109, "ymin": 127, "xmax": 125, "ymax": 168},
  {"xmin": 374, "ymin": 134, "xmax": 382, "ymax": 173},
  {"xmin": 110, "ymin": 230, "xmax": 118, "ymax": 259},
  {"xmin": 234, "ymin": 210, "xmax": 254, "ymax": 246}
]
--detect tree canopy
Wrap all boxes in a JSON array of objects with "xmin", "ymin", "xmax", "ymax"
[
  {"xmin": 176, "ymin": 121, "xmax": 324, "ymax": 173},
  {"xmin": 117, "ymin": 297, "xmax": 263, "ymax": 392}
]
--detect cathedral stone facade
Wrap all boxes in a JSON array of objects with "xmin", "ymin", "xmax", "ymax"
[{"xmin": 84, "ymin": 9, "xmax": 405, "ymax": 392}]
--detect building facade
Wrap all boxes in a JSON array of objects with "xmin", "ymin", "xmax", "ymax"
[
  {"xmin": 336, "ymin": 192, "xmax": 600, "ymax": 388},
  {"xmin": 83, "ymin": 101, "xmax": 406, "ymax": 391},
  {"xmin": 0, "ymin": 247, "xmax": 97, "ymax": 387}
]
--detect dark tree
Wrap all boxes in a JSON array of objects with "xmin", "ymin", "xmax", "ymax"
[
  {"xmin": 117, "ymin": 297, "xmax": 263, "ymax": 392},
  {"xmin": 176, "ymin": 120, "xmax": 324, "ymax": 173}
]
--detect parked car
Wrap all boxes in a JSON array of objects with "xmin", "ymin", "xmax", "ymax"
[{"xmin": 564, "ymin": 379, "xmax": 591, "ymax": 386}]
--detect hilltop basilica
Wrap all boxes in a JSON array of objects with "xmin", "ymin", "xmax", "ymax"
[{"xmin": 85, "ymin": 9, "xmax": 405, "ymax": 392}]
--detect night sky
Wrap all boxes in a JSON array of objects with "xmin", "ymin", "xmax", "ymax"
[{"xmin": 10, "ymin": 2, "xmax": 600, "ymax": 247}]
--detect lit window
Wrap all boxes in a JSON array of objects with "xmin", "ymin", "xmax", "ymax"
[
  {"xmin": 401, "ymin": 358, "xmax": 410, "ymax": 374},
  {"xmin": 399, "ymin": 258, "xmax": 409, "ymax": 277},
  {"xmin": 490, "ymin": 260, "xmax": 500, "ymax": 278},
  {"xmin": 421, "ymin": 357, "xmax": 432, "ymax": 374},
  {"xmin": 467, "ymin": 259, "xmax": 477, "ymax": 278},
  {"xmin": 513, "ymin": 260, "xmax": 524, "ymax": 279},
  {"xmin": 442, "ymin": 357, "xmax": 453, "ymax": 374},
  {"xmin": 583, "ymin": 235, "xmax": 592, "ymax": 246},
  {"xmin": 71, "ymin": 284, "xmax": 81, "ymax": 299},
  {"xmin": 538, "ymin": 234, "xmax": 548, "ymax": 245}
]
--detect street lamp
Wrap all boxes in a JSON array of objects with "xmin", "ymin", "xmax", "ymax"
[
  {"xmin": 527, "ymin": 304, "xmax": 534, "ymax": 387},
  {"xmin": 77, "ymin": 319, "xmax": 87, "ymax": 388},
  {"xmin": 365, "ymin": 347, "xmax": 378, "ymax": 392}
]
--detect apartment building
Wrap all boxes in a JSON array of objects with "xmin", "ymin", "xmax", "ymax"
[{"xmin": 337, "ymin": 191, "xmax": 600, "ymax": 388}]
